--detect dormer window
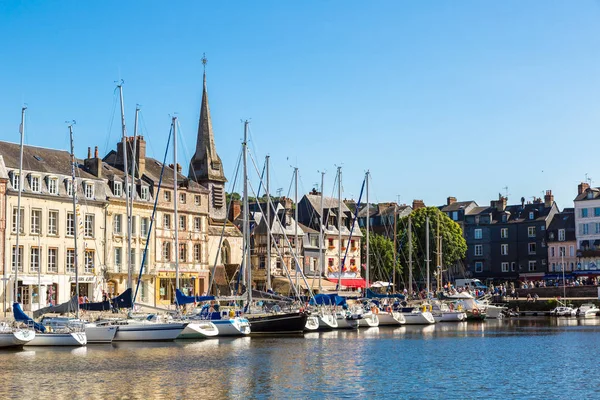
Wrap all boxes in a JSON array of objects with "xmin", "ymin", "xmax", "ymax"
[
  {"xmin": 140, "ymin": 186, "xmax": 149, "ymax": 201},
  {"xmin": 501, "ymin": 214, "xmax": 508, "ymax": 223},
  {"xmin": 66, "ymin": 179, "xmax": 73, "ymax": 197},
  {"xmin": 84, "ymin": 182, "xmax": 94, "ymax": 199},
  {"xmin": 179, "ymin": 193, "xmax": 186, "ymax": 204},
  {"xmin": 48, "ymin": 177, "xmax": 58, "ymax": 195},
  {"xmin": 12, "ymin": 172, "xmax": 20, "ymax": 190},
  {"xmin": 30, "ymin": 175, "xmax": 41, "ymax": 192},
  {"xmin": 588, "ymin": 192, "xmax": 594, "ymax": 200},
  {"xmin": 529, "ymin": 212, "xmax": 534, "ymax": 220},
  {"xmin": 113, "ymin": 181, "xmax": 122, "ymax": 197},
  {"xmin": 558, "ymin": 229, "xmax": 565, "ymax": 241}
]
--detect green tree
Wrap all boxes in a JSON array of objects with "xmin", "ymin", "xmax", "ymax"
[
  {"xmin": 396, "ymin": 207, "xmax": 467, "ymax": 288},
  {"xmin": 361, "ymin": 228, "xmax": 398, "ymax": 282}
]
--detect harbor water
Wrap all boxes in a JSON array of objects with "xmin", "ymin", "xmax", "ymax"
[{"xmin": 1, "ymin": 318, "xmax": 599, "ymax": 399}]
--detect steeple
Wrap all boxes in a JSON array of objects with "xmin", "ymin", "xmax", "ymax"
[{"xmin": 189, "ymin": 54, "xmax": 227, "ymax": 184}]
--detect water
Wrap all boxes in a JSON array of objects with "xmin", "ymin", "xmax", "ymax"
[{"xmin": 1, "ymin": 318, "xmax": 599, "ymax": 399}]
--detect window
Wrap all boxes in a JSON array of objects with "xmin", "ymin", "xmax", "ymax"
[
  {"xmin": 113, "ymin": 181, "xmax": 122, "ymax": 196},
  {"xmin": 194, "ymin": 244, "xmax": 201, "ymax": 262},
  {"xmin": 559, "ymin": 246, "xmax": 566, "ymax": 257},
  {"xmin": 474, "ymin": 245, "xmax": 483, "ymax": 256},
  {"xmin": 595, "ymin": 208, "xmax": 600, "ymax": 217},
  {"xmin": 47, "ymin": 248, "xmax": 57, "ymax": 273},
  {"xmin": 570, "ymin": 245, "xmax": 575, "ymax": 257},
  {"xmin": 162, "ymin": 242, "xmax": 171, "ymax": 261},
  {"xmin": 474, "ymin": 229, "xmax": 482, "ymax": 240},
  {"xmin": 194, "ymin": 217, "xmax": 201, "ymax": 231},
  {"xmin": 328, "ymin": 238, "xmax": 334, "ymax": 248},
  {"xmin": 501, "ymin": 214, "xmax": 508, "ymax": 223},
  {"xmin": 84, "ymin": 250, "xmax": 95, "ymax": 273},
  {"xmin": 528, "ymin": 243, "xmax": 536, "ymax": 254},
  {"xmin": 179, "ymin": 193, "xmax": 186, "ymax": 204},
  {"xmin": 551, "ymin": 262, "xmax": 556, "ymax": 272},
  {"xmin": 114, "ymin": 247, "xmax": 122, "ymax": 267},
  {"xmin": 550, "ymin": 247, "xmax": 555, "ymax": 257},
  {"xmin": 500, "ymin": 228, "xmax": 508, "ymax": 239},
  {"xmin": 501, "ymin": 244, "xmax": 508, "ymax": 255},
  {"xmin": 84, "ymin": 183, "xmax": 94, "ymax": 199},
  {"xmin": 131, "ymin": 216, "xmax": 137, "ymax": 236},
  {"xmin": 179, "ymin": 215, "xmax": 186, "ymax": 231},
  {"xmin": 195, "ymin": 195, "xmax": 201, "ymax": 205},
  {"xmin": 558, "ymin": 229, "xmax": 565, "ymax": 241},
  {"xmin": 351, "ymin": 240, "xmax": 356, "ymax": 250},
  {"xmin": 48, "ymin": 177, "xmax": 58, "ymax": 195},
  {"xmin": 163, "ymin": 214, "xmax": 171, "ymax": 229},
  {"xmin": 529, "ymin": 212, "xmax": 534, "ymax": 220},
  {"xmin": 596, "ymin": 223, "xmax": 600, "ymax": 235},
  {"xmin": 66, "ymin": 249, "xmax": 75, "ymax": 273},
  {"xmin": 141, "ymin": 217, "xmax": 149, "ymax": 237},
  {"xmin": 528, "ymin": 226, "xmax": 536, "ymax": 237},
  {"xmin": 114, "ymin": 214, "xmax": 122, "ymax": 235},
  {"xmin": 31, "ymin": 209, "xmax": 41, "ymax": 234},
  {"xmin": 12, "ymin": 207, "xmax": 24, "ymax": 234},
  {"xmin": 511, "ymin": 262, "xmax": 516, "ymax": 272},
  {"xmin": 141, "ymin": 186, "xmax": 150, "ymax": 200},
  {"xmin": 528, "ymin": 260, "xmax": 537, "ymax": 271},
  {"xmin": 66, "ymin": 180, "xmax": 73, "ymax": 197},
  {"xmin": 452, "ymin": 211, "xmax": 458, "ymax": 221},
  {"xmin": 12, "ymin": 246, "xmax": 23, "ymax": 272},
  {"xmin": 328, "ymin": 258, "xmax": 334, "ymax": 267},
  {"xmin": 501, "ymin": 262, "xmax": 509, "ymax": 272},
  {"xmin": 582, "ymin": 208, "xmax": 589, "ymax": 218},
  {"xmin": 48, "ymin": 210, "xmax": 58, "ymax": 235},
  {"xmin": 66, "ymin": 212, "xmax": 75, "ymax": 236},
  {"xmin": 12, "ymin": 172, "xmax": 20, "ymax": 190},
  {"xmin": 126, "ymin": 183, "xmax": 133, "ymax": 198},
  {"xmin": 581, "ymin": 224, "xmax": 589, "ymax": 235},
  {"xmin": 30, "ymin": 175, "xmax": 40, "ymax": 192},
  {"xmin": 475, "ymin": 262, "xmax": 483, "ymax": 273},
  {"xmin": 179, "ymin": 243, "xmax": 187, "ymax": 262},
  {"xmin": 130, "ymin": 249, "xmax": 136, "ymax": 271},
  {"xmin": 164, "ymin": 190, "xmax": 171, "ymax": 202},
  {"xmin": 85, "ymin": 214, "xmax": 94, "ymax": 238},
  {"xmin": 30, "ymin": 247, "xmax": 40, "ymax": 272}
]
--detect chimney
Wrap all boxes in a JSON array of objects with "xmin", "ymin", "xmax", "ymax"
[
  {"xmin": 135, "ymin": 136, "xmax": 146, "ymax": 177},
  {"xmin": 578, "ymin": 182, "xmax": 590, "ymax": 195},
  {"xmin": 491, "ymin": 193, "xmax": 506, "ymax": 212},
  {"xmin": 544, "ymin": 190, "xmax": 554, "ymax": 207},
  {"xmin": 84, "ymin": 144, "xmax": 102, "ymax": 178},
  {"xmin": 116, "ymin": 136, "xmax": 147, "ymax": 177},
  {"xmin": 412, "ymin": 199, "xmax": 425, "ymax": 210},
  {"xmin": 533, "ymin": 197, "xmax": 542, "ymax": 204},
  {"xmin": 176, "ymin": 163, "xmax": 182, "ymax": 174},
  {"xmin": 228, "ymin": 200, "xmax": 241, "ymax": 222},
  {"xmin": 447, "ymin": 196, "xmax": 457, "ymax": 206}
]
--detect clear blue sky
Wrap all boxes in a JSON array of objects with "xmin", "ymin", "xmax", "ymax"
[{"xmin": 2, "ymin": 1, "xmax": 600, "ymax": 210}]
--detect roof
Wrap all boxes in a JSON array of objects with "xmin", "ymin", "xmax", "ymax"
[
  {"xmin": 575, "ymin": 187, "xmax": 600, "ymax": 202},
  {"xmin": 466, "ymin": 202, "xmax": 556, "ymax": 224},
  {"xmin": 547, "ymin": 210, "xmax": 576, "ymax": 242},
  {"xmin": 304, "ymin": 194, "xmax": 353, "ymax": 216},
  {"xmin": 440, "ymin": 200, "xmax": 478, "ymax": 212},
  {"xmin": 298, "ymin": 223, "xmax": 318, "ymax": 234}
]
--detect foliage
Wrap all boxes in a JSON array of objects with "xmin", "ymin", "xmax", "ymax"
[
  {"xmin": 361, "ymin": 228, "xmax": 397, "ymax": 281},
  {"xmin": 396, "ymin": 207, "xmax": 467, "ymax": 285}
]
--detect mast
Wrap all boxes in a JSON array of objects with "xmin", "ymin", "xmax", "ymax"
[
  {"xmin": 337, "ymin": 167, "xmax": 343, "ymax": 289},
  {"xmin": 69, "ymin": 123, "xmax": 80, "ymax": 319},
  {"xmin": 243, "ymin": 121, "xmax": 251, "ymax": 304},
  {"xmin": 319, "ymin": 171, "xmax": 325, "ymax": 293},
  {"xmin": 408, "ymin": 214, "xmax": 413, "ymax": 296},
  {"xmin": 365, "ymin": 171, "xmax": 370, "ymax": 291},
  {"xmin": 393, "ymin": 204, "xmax": 397, "ymax": 292},
  {"xmin": 266, "ymin": 155, "xmax": 271, "ymax": 291},
  {"xmin": 14, "ymin": 106, "xmax": 26, "ymax": 305},
  {"xmin": 117, "ymin": 82, "xmax": 132, "ymax": 290},
  {"xmin": 436, "ymin": 212, "xmax": 441, "ymax": 293},
  {"xmin": 426, "ymin": 215, "xmax": 430, "ymax": 298},
  {"xmin": 173, "ymin": 116, "xmax": 180, "ymax": 290},
  {"xmin": 130, "ymin": 106, "xmax": 139, "ymax": 287},
  {"xmin": 294, "ymin": 167, "xmax": 299, "ymax": 289},
  {"xmin": 561, "ymin": 250, "xmax": 566, "ymax": 301},
  {"xmin": 37, "ymin": 233, "xmax": 41, "ymax": 311}
]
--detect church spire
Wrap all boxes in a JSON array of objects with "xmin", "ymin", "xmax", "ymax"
[{"xmin": 189, "ymin": 53, "xmax": 226, "ymax": 184}]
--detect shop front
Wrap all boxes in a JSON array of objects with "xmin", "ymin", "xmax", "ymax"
[
  {"xmin": 155, "ymin": 271, "xmax": 209, "ymax": 307},
  {"xmin": 69, "ymin": 275, "xmax": 96, "ymax": 301},
  {"xmin": 17, "ymin": 276, "xmax": 55, "ymax": 311}
]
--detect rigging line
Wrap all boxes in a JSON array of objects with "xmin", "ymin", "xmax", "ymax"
[
  {"xmin": 103, "ymin": 90, "xmax": 119, "ymax": 156},
  {"xmin": 133, "ymin": 123, "xmax": 173, "ymax": 305},
  {"xmin": 336, "ymin": 177, "xmax": 365, "ymax": 291},
  {"xmin": 138, "ymin": 110, "xmax": 156, "ymax": 161}
]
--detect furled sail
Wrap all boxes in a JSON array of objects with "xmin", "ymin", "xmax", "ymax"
[
  {"xmin": 13, "ymin": 302, "xmax": 45, "ymax": 332},
  {"xmin": 81, "ymin": 288, "xmax": 133, "ymax": 311},
  {"xmin": 33, "ymin": 297, "xmax": 78, "ymax": 318},
  {"xmin": 175, "ymin": 289, "xmax": 215, "ymax": 305}
]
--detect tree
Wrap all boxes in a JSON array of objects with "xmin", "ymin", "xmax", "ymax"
[
  {"xmin": 361, "ymin": 228, "xmax": 398, "ymax": 282},
  {"xmin": 396, "ymin": 207, "xmax": 466, "ymax": 289}
]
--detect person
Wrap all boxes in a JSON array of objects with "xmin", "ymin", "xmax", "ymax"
[
  {"xmin": 526, "ymin": 293, "xmax": 532, "ymax": 302},
  {"xmin": 102, "ymin": 290, "xmax": 108, "ymax": 302},
  {"xmin": 78, "ymin": 295, "xmax": 84, "ymax": 305},
  {"xmin": 533, "ymin": 293, "xmax": 539, "ymax": 302}
]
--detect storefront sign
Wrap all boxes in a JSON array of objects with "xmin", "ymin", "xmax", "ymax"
[{"xmin": 69, "ymin": 276, "xmax": 96, "ymax": 283}]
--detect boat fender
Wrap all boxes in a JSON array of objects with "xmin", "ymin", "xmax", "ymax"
[
  {"xmin": 386, "ymin": 306, "xmax": 391, "ymax": 313},
  {"xmin": 229, "ymin": 309, "xmax": 235, "ymax": 319},
  {"xmin": 472, "ymin": 309, "xmax": 479, "ymax": 315}
]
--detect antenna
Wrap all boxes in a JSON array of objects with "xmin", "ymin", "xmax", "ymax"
[
  {"xmin": 585, "ymin": 173, "xmax": 592, "ymax": 186},
  {"xmin": 502, "ymin": 186, "xmax": 510, "ymax": 199},
  {"xmin": 276, "ymin": 188, "xmax": 283, "ymax": 198},
  {"xmin": 201, "ymin": 53, "xmax": 208, "ymax": 72}
]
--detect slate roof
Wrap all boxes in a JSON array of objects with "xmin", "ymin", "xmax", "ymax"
[
  {"xmin": 574, "ymin": 187, "xmax": 600, "ymax": 201},
  {"xmin": 467, "ymin": 202, "xmax": 556, "ymax": 224},
  {"xmin": 547, "ymin": 210, "xmax": 576, "ymax": 242},
  {"xmin": 440, "ymin": 200, "xmax": 477, "ymax": 212}
]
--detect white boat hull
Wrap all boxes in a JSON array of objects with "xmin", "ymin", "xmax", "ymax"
[
  {"xmin": 210, "ymin": 318, "xmax": 251, "ymax": 336},
  {"xmin": 432, "ymin": 311, "xmax": 466, "ymax": 322},
  {"xmin": 402, "ymin": 311, "xmax": 435, "ymax": 325},
  {"xmin": 85, "ymin": 325, "xmax": 118, "ymax": 343},
  {"xmin": 377, "ymin": 311, "xmax": 405, "ymax": 326},
  {"xmin": 112, "ymin": 322, "xmax": 187, "ymax": 341},
  {"xmin": 26, "ymin": 332, "xmax": 87, "ymax": 346},
  {"xmin": 335, "ymin": 316, "xmax": 359, "ymax": 329},
  {"xmin": 318, "ymin": 313, "xmax": 338, "ymax": 330},
  {"xmin": 358, "ymin": 313, "xmax": 380, "ymax": 327},
  {"xmin": 178, "ymin": 322, "xmax": 219, "ymax": 339},
  {"xmin": 305, "ymin": 316, "xmax": 320, "ymax": 331},
  {"xmin": 0, "ymin": 330, "xmax": 35, "ymax": 348},
  {"xmin": 484, "ymin": 305, "xmax": 505, "ymax": 319}
]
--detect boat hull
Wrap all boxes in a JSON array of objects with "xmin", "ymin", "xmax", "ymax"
[
  {"xmin": 178, "ymin": 322, "xmax": 219, "ymax": 339},
  {"xmin": 305, "ymin": 315, "xmax": 319, "ymax": 331},
  {"xmin": 402, "ymin": 312, "xmax": 435, "ymax": 325},
  {"xmin": 112, "ymin": 322, "xmax": 187, "ymax": 341},
  {"xmin": 317, "ymin": 313, "xmax": 338, "ymax": 330},
  {"xmin": 0, "ymin": 330, "xmax": 35, "ymax": 348},
  {"xmin": 433, "ymin": 312, "xmax": 467, "ymax": 322},
  {"xmin": 358, "ymin": 313, "xmax": 379, "ymax": 327},
  {"xmin": 210, "ymin": 318, "xmax": 251, "ymax": 336},
  {"xmin": 335, "ymin": 316, "xmax": 360, "ymax": 330},
  {"xmin": 26, "ymin": 332, "xmax": 87, "ymax": 346},
  {"xmin": 248, "ymin": 312, "xmax": 308, "ymax": 334},
  {"xmin": 85, "ymin": 325, "xmax": 118, "ymax": 343},
  {"xmin": 377, "ymin": 311, "xmax": 405, "ymax": 326}
]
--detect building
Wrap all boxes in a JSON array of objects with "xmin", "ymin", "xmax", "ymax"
[
  {"xmin": 297, "ymin": 192, "xmax": 363, "ymax": 284},
  {"xmin": 0, "ymin": 141, "xmax": 108, "ymax": 310},
  {"xmin": 438, "ymin": 197, "xmax": 478, "ymax": 227},
  {"xmin": 357, "ymin": 202, "xmax": 412, "ymax": 239},
  {"xmin": 546, "ymin": 208, "xmax": 576, "ymax": 277},
  {"xmin": 0, "ymin": 157, "xmax": 8, "ymax": 311},
  {"xmin": 573, "ymin": 182, "xmax": 600, "ymax": 276},
  {"xmin": 463, "ymin": 192, "xmax": 558, "ymax": 281}
]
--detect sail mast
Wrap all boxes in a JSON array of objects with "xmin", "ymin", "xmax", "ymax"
[
  {"xmin": 243, "ymin": 121, "xmax": 251, "ymax": 304},
  {"xmin": 319, "ymin": 171, "xmax": 325, "ymax": 293},
  {"xmin": 393, "ymin": 204, "xmax": 397, "ymax": 292},
  {"xmin": 117, "ymin": 82, "xmax": 132, "ymax": 290},
  {"xmin": 426, "ymin": 215, "xmax": 430, "ymax": 298},
  {"xmin": 14, "ymin": 106, "xmax": 26, "ymax": 305},
  {"xmin": 365, "ymin": 171, "xmax": 370, "ymax": 291},
  {"xmin": 294, "ymin": 167, "xmax": 299, "ymax": 290},
  {"xmin": 337, "ymin": 167, "xmax": 342, "ymax": 290},
  {"xmin": 68, "ymin": 123, "xmax": 80, "ymax": 319},
  {"xmin": 266, "ymin": 155, "xmax": 271, "ymax": 291},
  {"xmin": 173, "ymin": 116, "xmax": 180, "ymax": 291},
  {"xmin": 408, "ymin": 214, "xmax": 413, "ymax": 296}
]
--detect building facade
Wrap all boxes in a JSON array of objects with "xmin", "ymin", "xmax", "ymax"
[
  {"xmin": 546, "ymin": 208, "xmax": 576, "ymax": 276},
  {"xmin": 573, "ymin": 182, "xmax": 600, "ymax": 275}
]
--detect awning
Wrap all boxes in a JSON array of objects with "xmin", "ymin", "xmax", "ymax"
[
  {"xmin": 326, "ymin": 277, "xmax": 368, "ymax": 288},
  {"xmin": 20, "ymin": 277, "xmax": 53, "ymax": 285},
  {"xmin": 297, "ymin": 278, "xmax": 337, "ymax": 291}
]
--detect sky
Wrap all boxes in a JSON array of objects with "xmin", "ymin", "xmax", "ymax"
[{"xmin": 1, "ymin": 1, "xmax": 600, "ymax": 210}]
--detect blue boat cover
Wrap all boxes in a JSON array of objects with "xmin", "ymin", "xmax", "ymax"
[
  {"xmin": 309, "ymin": 293, "xmax": 347, "ymax": 306},
  {"xmin": 81, "ymin": 288, "xmax": 133, "ymax": 311},
  {"xmin": 175, "ymin": 289, "xmax": 215, "ymax": 305},
  {"xmin": 365, "ymin": 288, "xmax": 405, "ymax": 300},
  {"xmin": 13, "ymin": 302, "xmax": 45, "ymax": 332}
]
